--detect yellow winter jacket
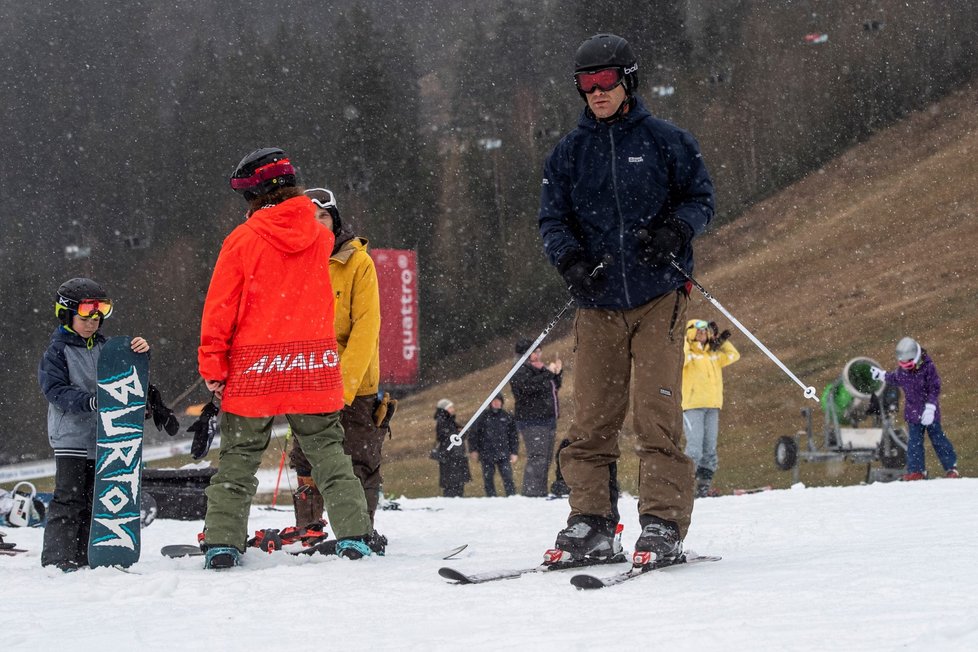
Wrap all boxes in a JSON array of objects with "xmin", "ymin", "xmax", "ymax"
[
  {"xmin": 331, "ymin": 237, "xmax": 381, "ymax": 405},
  {"xmin": 681, "ymin": 319, "xmax": 740, "ymax": 410}
]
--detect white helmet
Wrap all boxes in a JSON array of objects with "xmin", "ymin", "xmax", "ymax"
[{"xmin": 895, "ymin": 337, "xmax": 921, "ymax": 366}]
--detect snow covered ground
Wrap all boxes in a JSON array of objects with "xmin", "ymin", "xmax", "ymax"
[{"xmin": 3, "ymin": 479, "xmax": 976, "ymax": 651}]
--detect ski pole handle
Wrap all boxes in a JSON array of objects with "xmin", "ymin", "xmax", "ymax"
[{"xmin": 670, "ymin": 258, "xmax": 818, "ymax": 402}]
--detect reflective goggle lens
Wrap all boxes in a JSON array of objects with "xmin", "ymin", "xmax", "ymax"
[
  {"xmin": 574, "ymin": 68, "xmax": 623, "ymax": 93},
  {"xmin": 693, "ymin": 320, "xmax": 709, "ymax": 330},
  {"xmin": 76, "ymin": 299, "xmax": 113, "ymax": 319}
]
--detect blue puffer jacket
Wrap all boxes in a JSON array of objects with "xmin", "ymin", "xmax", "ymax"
[
  {"xmin": 539, "ymin": 96, "xmax": 715, "ymax": 309},
  {"xmin": 38, "ymin": 326, "xmax": 105, "ymax": 458}
]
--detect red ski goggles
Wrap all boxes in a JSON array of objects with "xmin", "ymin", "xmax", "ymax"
[
  {"xmin": 898, "ymin": 359, "xmax": 917, "ymax": 370},
  {"xmin": 574, "ymin": 67, "xmax": 624, "ymax": 94}
]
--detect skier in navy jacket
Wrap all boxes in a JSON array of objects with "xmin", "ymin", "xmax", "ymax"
[{"xmin": 540, "ymin": 34, "xmax": 714, "ymax": 568}]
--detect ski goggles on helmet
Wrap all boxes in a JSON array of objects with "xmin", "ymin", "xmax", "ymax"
[
  {"xmin": 229, "ymin": 159, "xmax": 296, "ymax": 192},
  {"xmin": 692, "ymin": 320, "xmax": 709, "ymax": 331},
  {"xmin": 574, "ymin": 67, "xmax": 624, "ymax": 94},
  {"xmin": 305, "ymin": 188, "xmax": 337, "ymax": 210}
]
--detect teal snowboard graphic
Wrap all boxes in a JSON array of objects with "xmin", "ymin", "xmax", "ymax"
[{"xmin": 88, "ymin": 337, "xmax": 149, "ymax": 568}]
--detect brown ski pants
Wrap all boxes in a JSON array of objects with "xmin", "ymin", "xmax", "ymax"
[{"xmin": 560, "ymin": 289, "xmax": 695, "ymax": 538}]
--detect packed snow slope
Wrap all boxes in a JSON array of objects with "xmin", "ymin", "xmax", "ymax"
[{"xmin": 3, "ymin": 479, "xmax": 976, "ymax": 651}]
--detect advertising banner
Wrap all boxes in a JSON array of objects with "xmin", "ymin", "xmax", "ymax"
[{"xmin": 371, "ymin": 248, "xmax": 420, "ymax": 388}]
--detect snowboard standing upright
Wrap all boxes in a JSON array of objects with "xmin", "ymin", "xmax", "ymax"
[{"xmin": 88, "ymin": 337, "xmax": 149, "ymax": 568}]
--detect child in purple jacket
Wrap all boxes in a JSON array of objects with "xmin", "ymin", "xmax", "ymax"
[{"xmin": 871, "ymin": 337, "xmax": 959, "ymax": 480}]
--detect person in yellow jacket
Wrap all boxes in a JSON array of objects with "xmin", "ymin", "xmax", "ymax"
[
  {"xmin": 682, "ymin": 319, "xmax": 740, "ymax": 497},
  {"xmin": 290, "ymin": 188, "xmax": 387, "ymax": 548}
]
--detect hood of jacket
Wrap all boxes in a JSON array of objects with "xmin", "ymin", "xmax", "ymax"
[
  {"xmin": 332, "ymin": 235, "xmax": 368, "ymax": 265},
  {"xmin": 245, "ymin": 195, "xmax": 322, "ymax": 254}
]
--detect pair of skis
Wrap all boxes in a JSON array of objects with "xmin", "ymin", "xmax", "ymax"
[{"xmin": 439, "ymin": 551, "xmax": 720, "ymax": 590}]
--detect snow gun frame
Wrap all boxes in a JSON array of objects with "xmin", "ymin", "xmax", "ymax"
[{"xmin": 774, "ymin": 357, "xmax": 908, "ymax": 484}]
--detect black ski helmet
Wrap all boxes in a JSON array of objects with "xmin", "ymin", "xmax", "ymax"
[
  {"xmin": 55, "ymin": 277, "xmax": 110, "ymax": 327},
  {"xmin": 574, "ymin": 33, "xmax": 639, "ymax": 96},
  {"xmin": 229, "ymin": 147, "xmax": 296, "ymax": 201}
]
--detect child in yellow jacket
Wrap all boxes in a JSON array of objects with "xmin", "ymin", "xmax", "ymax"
[{"xmin": 682, "ymin": 319, "xmax": 740, "ymax": 497}]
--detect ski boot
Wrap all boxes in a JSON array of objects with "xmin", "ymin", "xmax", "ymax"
[
  {"xmin": 335, "ymin": 536, "xmax": 373, "ymax": 560},
  {"xmin": 632, "ymin": 515, "xmax": 682, "ymax": 568},
  {"xmin": 545, "ymin": 516, "xmax": 623, "ymax": 565},
  {"xmin": 203, "ymin": 546, "xmax": 241, "ymax": 569}
]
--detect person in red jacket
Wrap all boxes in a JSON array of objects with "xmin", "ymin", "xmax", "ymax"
[{"xmin": 197, "ymin": 147, "xmax": 372, "ymax": 569}]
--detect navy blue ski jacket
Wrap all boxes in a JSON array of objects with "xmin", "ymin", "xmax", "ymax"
[{"xmin": 539, "ymin": 96, "xmax": 715, "ymax": 309}]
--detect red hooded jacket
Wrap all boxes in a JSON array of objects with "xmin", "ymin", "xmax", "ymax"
[{"xmin": 198, "ymin": 195, "xmax": 344, "ymax": 416}]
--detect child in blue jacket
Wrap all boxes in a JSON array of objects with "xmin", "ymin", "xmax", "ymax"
[{"xmin": 38, "ymin": 278, "xmax": 149, "ymax": 571}]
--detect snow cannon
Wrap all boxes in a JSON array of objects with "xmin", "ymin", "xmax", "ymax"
[
  {"xmin": 775, "ymin": 357, "xmax": 907, "ymax": 484},
  {"xmin": 821, "ymin": 357, "xmax": 885, "ymax": 423}
]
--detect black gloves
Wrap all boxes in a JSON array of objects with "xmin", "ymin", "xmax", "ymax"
[
  {"xmin": 147, "ymin": 384, "xmax": 180, "ymax": 436},
  {"xmin": 557, "ymin": 250, "xmax": 605, "ymax": 299},
  {"xmin": 705, "ymin": 320, "xmax": 732, "ymax": 349},
  {"xmin": 710, "ymin": 330, "xmax": 732, "ymax": 349},
  {"xmin": 637, "ymin": 217, "xmax": 693, "ymax": 266},
  {"xmin": 189, "ymin": 400, "xmax": 220, "ymax": 460}
]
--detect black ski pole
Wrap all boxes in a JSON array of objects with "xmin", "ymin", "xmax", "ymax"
[
  {"xmin": 669, "ymin": 256, "xmax": 819, "ymax": 402},
  {"xmin": 448, "ymin": 261, "xmax": 607, "ymax": 450}
]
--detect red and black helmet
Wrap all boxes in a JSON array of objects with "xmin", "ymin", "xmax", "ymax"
[{"xmin": 229, "ymin": 147, "xmax": 296, "ymax": 201}]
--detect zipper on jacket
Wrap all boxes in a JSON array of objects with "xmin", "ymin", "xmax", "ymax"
[{"xmin": 609, "ymin": 127, "xmax": 632, "ymax": 307}]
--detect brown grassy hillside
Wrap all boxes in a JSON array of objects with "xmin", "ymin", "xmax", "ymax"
[{"xmin": 373, "ymin": 83, "xmax": 978, "ymax": 498}]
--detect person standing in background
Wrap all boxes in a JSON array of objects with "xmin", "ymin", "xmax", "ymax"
[
  {"xmin": 469, "ymin": 394, "xmax": 520, "ymax": 497},
  {"xmin": 682, "ymin": 319, "xmax": 740, "ymax": 497},
  {"xmin": 433, "ymin": 399, "xmax": 471, "ymax": 497},
  {"xmin": 510, "ymin": 338, "xmax": 562, "ymax": 497}
]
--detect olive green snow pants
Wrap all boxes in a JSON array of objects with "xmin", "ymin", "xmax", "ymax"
[
  {"xmin": 560, "ymin": 290, "xmax": 696, "ymax": 538},
  {"xmin": 203, "ymin": 411, "xmax": 370, "ymax": 550}
]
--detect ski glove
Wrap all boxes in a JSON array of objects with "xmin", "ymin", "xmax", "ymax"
[
  {"xmin": 189, "ymin": 400, "xmax": 220, "ymax": 459},
  {"xmin": 637, "ymin": 217, "xmax": 693, "ymax": 266},
  {"xmin": 709, "ymin": 322, "xmax": 732, "ymax": 349},
  {"xmin": 920, "ymin": 403, "xmax": 936, "ymax": 426},
  {"xmin": 373, "ymin": 392, "xmax": 398, "ymax": 432},
  {"xmin": 557, "ymin": 250, "xmax": 605, "ymax": 299},
  {"xmin": 147, "ymin": 384, "xmax": 180, "ymax": 436},
  {"xmin": 869, "ymin": 366, "xmax": 887, "ymax": 383}
]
